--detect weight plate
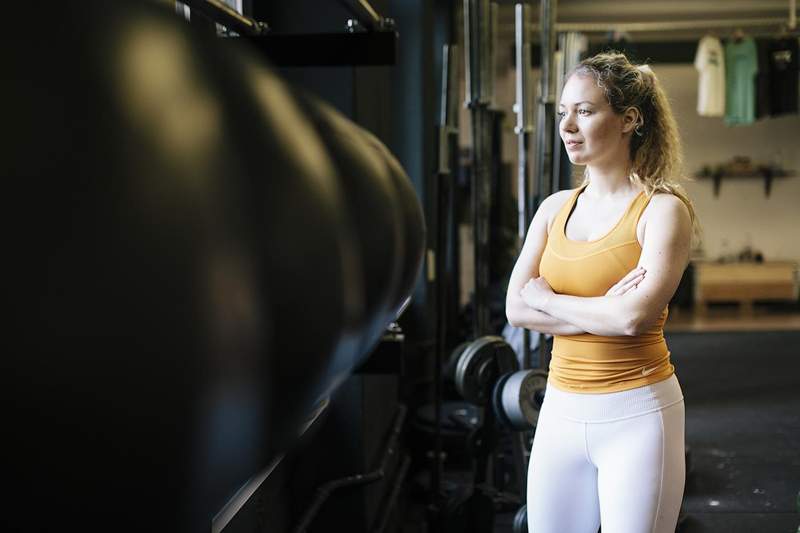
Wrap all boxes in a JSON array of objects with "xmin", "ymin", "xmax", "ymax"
[
  {"xmin": 491, "ymin": 372, "xmax": 515, "ymax": 428},
  {"xmin": 498, "ymin": 369, "xmax": 548, "ymax": 430},
  {"xmin": 444, "ymin": 341, "xmax": 472, "ymax": 383},
  {"xmin": 455, "ymin": 336, "xmax": 517, "ymax": 405},
  {"xmin": 513, "ymin": 504, "xmax": 528, "ymax": 533}
]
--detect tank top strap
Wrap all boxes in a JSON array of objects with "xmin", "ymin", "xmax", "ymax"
[
  {"xmin": 551, "ymin": 184, "xmax": 588, "ymax": 237},
  {"xmin": 617, "ymin": 190, "xmax": 653, "ymax": 240}
]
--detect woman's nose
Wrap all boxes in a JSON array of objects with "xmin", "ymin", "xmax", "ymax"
[{"xmin": 560, "ymin": 113, "xmax": 577, "ymax": 134}]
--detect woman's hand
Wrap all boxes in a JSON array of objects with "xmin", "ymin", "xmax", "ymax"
[
  {"xmin": 520, "ymin": 276, "xmax": 554, "ymax": 311},
  {"xmin": 605, "ymin": 266, "xmax": 646, "ymax": 296}
]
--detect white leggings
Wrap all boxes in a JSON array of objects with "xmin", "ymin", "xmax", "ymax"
[{"xmin": 527, "ymin": 376, "xmax": 686, "ymax": 533}]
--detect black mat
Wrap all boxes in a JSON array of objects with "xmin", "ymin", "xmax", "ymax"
[{"xmin": 668, "ymin": 331, "xmax": 800, "ymax": 533}]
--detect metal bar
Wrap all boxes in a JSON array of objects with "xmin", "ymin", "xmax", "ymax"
[
  {"xmin": 479, "ymin": 0, "xmax": 490, "ymax": 103},
  {"xmin": 371, "ymin": 454, "xmax": 412, "ymax": 533},
  {"xmin": 514, "ymin": 3, "xmax": 533, "ymax": 369},
  {"xmin": 487, "ymin": 2, "xmax": 499, "ymax": 105},
  {"xmin": 535, "ymin": 0, "xmax": 557, "ymax": 375},
  {"xmin": 464, "ymin": 0, "xmax": 474, "ymax": 103},
  {"xmin": 337, "ymin": 0, "xmax": 383, "ymax": 31},
  {"xmin": 464, "ymin": 0, "xmax": 493, "ymax": 337},
  {"xmin": 241, "ymin": 32, "xmax": 397, "ymax": 66},
  {"xmin": 472, "ymin": 108, "xmax": 492, "ymax": 337},
  {"xmin": 555, "ymin": 17, "xmax": 790, "ymax": 32},
  {"xmin": 211, "ymin": 454, "xmax": 285, "ymax": 533},
  {"xmin": 511, "ymin": 431, "xmax": 528, "ymax": 502},
  {"xmin": 432, "ymin": 41, "xmax": 459, "ymax": 523},
  {"xmin": 292, "ymin": 405, "xmax": 407, "ymax": 533},
  {"xmin": 181, "ymin": 0, "xmax": 268, "ymax": 35},
  {"xmin": 535, "ymin": 0, "xmax": 556, "ymax": 205},
  {"xmin": 211, "ymin": 396, "xmax": 331, "ymax": 532}
]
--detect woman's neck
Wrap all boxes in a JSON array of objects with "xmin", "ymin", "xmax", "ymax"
[{"xmin": 584, "ymin": 162, "xmax": 638, "ymax": 198}]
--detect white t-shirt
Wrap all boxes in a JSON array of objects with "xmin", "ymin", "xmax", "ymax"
[{"xmin": 694, "ymin": 36, "xmax": 726, "ymax": 117}]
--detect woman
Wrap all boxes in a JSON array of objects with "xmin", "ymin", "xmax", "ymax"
[{"xmin": 505, "ymin": 52, "xmax": 697, "ymax": 533}]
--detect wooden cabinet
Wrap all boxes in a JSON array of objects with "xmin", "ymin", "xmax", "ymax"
[{"xmin": 693, "ymin": 261, "xmax": 798, "ymax": 314}]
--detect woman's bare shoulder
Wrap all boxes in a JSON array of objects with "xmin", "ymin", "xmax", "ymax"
[
  {"xmin": 540, "ymin": 188, "xmax": 577, "ymax": 214},
  {"xmin": 538, "ymin": 188, "xmax": 578, "ymax": 233},
  {"xmin": 648, "ymin": 192, "xmax": 691, "ymax": 219},
  {"xmin": 641, "ymin": 192, "xmax": 692, "ymax": 242}
]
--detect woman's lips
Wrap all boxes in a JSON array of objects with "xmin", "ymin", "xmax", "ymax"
[{"xmin": 566, "ymin": 140, "xmax": 583, "ymax": 151}]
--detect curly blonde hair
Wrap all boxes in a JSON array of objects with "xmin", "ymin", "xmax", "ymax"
[{"xmin": 570, "ymin": 52, "xmax": 698, "ymax": 236}]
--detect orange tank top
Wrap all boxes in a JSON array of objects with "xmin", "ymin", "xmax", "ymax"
[{"xmin": 539, "ymin": 183, "xmax": 674, "ymax": 394}]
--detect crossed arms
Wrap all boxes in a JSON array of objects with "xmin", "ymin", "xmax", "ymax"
[{"xmin": 505, "ymin": 191, "xmax": 692, "ymax": 337}]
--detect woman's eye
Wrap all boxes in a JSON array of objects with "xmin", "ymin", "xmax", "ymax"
[
  {"xmin": 556, "ymin": 111, "xmax": 566, "ymax": 118},
  {"xmin": 578, "ymin": 109, "xmax": 591, "ymax": 115}
]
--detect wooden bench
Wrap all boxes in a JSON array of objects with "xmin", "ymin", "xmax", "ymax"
[{"xmin": 693, "ymin": 261, "xmax": 798, "ymax": 315}]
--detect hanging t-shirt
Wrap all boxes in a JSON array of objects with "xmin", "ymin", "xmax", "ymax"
[
  {"xmin": 694, "ymin": 35, "xmax": 725, "ymax": 116},
  {"xmin": 724, "ymin": 37, "xmax": 758, "ymax": 125},
  {"xmin": 755, "ymin": 38, "xmax": 772, "ymax": 119},
  {"xmin": 767, "ymin": 37, "xmax": 799, "ymax": 116}
]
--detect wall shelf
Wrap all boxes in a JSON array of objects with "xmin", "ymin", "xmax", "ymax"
[{"xmin": 695, "ymin": 166, "xmax": 795, "ymax": 197}]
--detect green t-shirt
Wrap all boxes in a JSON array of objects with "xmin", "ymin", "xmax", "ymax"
[{"xmin": 724, "ymin": 37, "xmax": 758, "ymax": 125}]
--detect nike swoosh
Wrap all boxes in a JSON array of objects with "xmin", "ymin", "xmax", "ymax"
[{"xmin": 641, "ymin": 367, "xmax": 657, "ymax": 376}]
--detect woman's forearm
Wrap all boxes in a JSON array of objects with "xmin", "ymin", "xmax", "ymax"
[
  {"xmin": 507, "ymin": 298, "xmax": 586, "ymax": 336},
  {"xmin": 540, "ymin": 293, "xmax": 639, "ymax": 336}
]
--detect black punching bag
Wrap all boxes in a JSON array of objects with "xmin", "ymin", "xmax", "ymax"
[{"xmin": 1, "ymin": 1, "xmax": 366, "ymax": 530}]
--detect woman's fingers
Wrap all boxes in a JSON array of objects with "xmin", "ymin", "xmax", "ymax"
[
  {"xmin": 606, "ymin": 267, "xmax": 646, "ymax": 296},
  {"xmin": 617, "ymin": 273, "xmax": 645, "ymax": 294}
]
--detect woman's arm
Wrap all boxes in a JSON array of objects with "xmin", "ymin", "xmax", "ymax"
[
  {"xmin": 506, "ymin": 191, "xmax": 586, "ymax": 336},
  {"xmin": 521, "ymin": 194, "xmax": 691, "ymax": 336}
]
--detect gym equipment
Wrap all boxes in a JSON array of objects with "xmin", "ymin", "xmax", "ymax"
[
  {"xmin": 535, "ymin": 0, "xmax": 559, "ymax": 202},
  {"xmin": 441, "ymin": 486, "xmax": 496, "ymax": 533},
  {"xmin": 463, "ymin": 0, "xmax": 498, "ymax": 336},
  {"xmin": 2, "ymin": 1, "xmax": 423, "ymax": 531},
  {"xmin": 444, "ymin": 341, "xmax": 472, "ymax": 383},
  {"xmin": 337, "ymin": 0, "xmax": 395, "ymax": 32},
  {"xmin": 455, "ymin": 336, "xmax": 518, "ymax": 405},
  {"xmin": 294, "ymin": 91, "xmax": 405, "ymax": 359},
  {"xmin": 513, "ymin": 3, "xmax": 536, "ymax": 369},
  {"xmin": 492, "ymin": 369, "xmax": 548, "ymax": 431},
  {"xmin": 512, "ymin": 504, "xmax": 528, "ymax": 533},
  {"xmin": 181, "ymin": 0, "xmax": 270, "ymax": 35},
  {"xmin": 365, "ymin": 133, "xmax": 426, "ymax": 315},
  {"xmin": 448, "ymin": 334, "xmax": 544, "ymax": 506}
]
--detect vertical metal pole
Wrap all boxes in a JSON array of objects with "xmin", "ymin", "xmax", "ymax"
[
  {"xmin": 511, "ymin": 3, "xmax": 536, "ymax": 502},
  {"xmin": 464, "ymin": 0, "xmax": 493, "ymax": 338},
  {"xmin": 535, "ymin": 0, "xmax": 557, "ymax": 372},
  {"xmin": 536, "ymin": 0, "xmax": 557, "ymax": 207},
  {"xmin": 514, "ymin": 3, "xmax": 533, "ymax": 370},
  {"xmin": 433, "ymin": 43, "xmax": 459, "ymax": 524}
]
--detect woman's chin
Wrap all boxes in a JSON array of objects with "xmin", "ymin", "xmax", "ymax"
[{"xmin": 567, "ymin": 153, "xmax": 588, "ymax": 165}]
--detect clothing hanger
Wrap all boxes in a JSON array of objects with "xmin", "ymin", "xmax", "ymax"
[{"xmin": 732, "ymin": 27, "xmax": 745, "ymax": 43}]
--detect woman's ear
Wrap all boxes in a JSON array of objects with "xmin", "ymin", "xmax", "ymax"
[{"xmin": 622, "ymin": 106, "xmax": 641, "ymax": 135}]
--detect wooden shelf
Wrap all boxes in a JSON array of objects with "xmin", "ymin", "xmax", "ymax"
[{"xmin": 695, "ymin": 168, "xmax": 794, "ymax": 197}]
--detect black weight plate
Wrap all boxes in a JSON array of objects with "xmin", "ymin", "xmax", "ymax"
[
  {"xmin": 455, "ymin": 337, "xmax": 496, "ymax": 404},
  {"xmin": 455, "ymin": 336, "xmax": 517, "ymax": 405},
  {"xmin": 444, "ymin": 341, "xmax": 471, "ymax": 382}
]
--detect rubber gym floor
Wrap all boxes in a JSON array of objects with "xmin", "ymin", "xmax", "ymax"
[{"xmin": 410, "ymin": 330, "xmax": 800, "ymax": 533}]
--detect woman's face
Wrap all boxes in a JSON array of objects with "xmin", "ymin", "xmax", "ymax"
[{"xmin": 558, "ymin": 74, "xmax": 632, "ymax": 167}]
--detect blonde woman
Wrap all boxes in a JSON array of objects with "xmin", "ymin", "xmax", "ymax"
[{"xmin": 506, "ymin": 52, "xmax": 697, "ymax": 533}]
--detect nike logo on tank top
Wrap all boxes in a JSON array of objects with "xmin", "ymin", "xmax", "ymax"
[{"xmin": 539, "ymin": 183, "xmax": 674, "ymax": 394}]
